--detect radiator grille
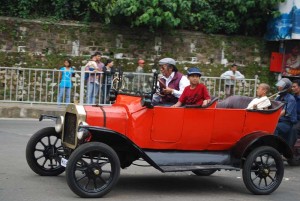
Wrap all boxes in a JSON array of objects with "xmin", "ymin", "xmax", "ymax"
[{"xmin": 63, "ymin": 112, "xmax": 77, "ymax": 145}]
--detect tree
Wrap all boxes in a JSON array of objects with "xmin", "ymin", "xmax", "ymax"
[{"xmin": 0, "ymin": 0, "xmax": 285, "ymax": 36}]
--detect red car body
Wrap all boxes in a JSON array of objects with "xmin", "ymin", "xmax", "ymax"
[{"xmin": 84, "ymin": 95, "xmax": 281, "ymax": 151}]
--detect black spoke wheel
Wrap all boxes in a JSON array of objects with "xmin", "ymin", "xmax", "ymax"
[
  {"xmin": 66, "ymin": 142, "xmax": 120, "ymax": 198},
  {"xmin": 192, "ymin": 169, "xmax": 217, "ymax": 176},
  {"xmin": 26, "ymin": 127, "xmax": 65, "ymax": 176},
  {"xmin": 242, "ymin": 146, "xmax": 284, "ymax": 195}
]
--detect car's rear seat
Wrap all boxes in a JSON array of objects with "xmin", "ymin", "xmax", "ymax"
[
  {"xmin": 216, "ymin": 95, "xmax": 284, "ymax": 113},
  {"xmin": 216, "ymin": 95, "xmax": 253, "ymax": 109}
]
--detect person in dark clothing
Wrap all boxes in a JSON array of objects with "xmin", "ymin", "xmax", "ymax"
[
  {"xmin": 290, "ymin": 79, "xmax": 300, "ymax": 145},
  {"xmin": 274, "ymin": 78, "xmax": 297, "ymax": 147},
  {"xmin": 101, "ymin": 59, "xmax": 115, "ymax": 104},
  {"xmin": 152, "ymin": 58, "xmax": 189, "ymax": 105}
]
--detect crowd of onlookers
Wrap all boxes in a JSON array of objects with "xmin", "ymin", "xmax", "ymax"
[{"xmin": 57, "ymin": 52, "xmax": 148, "ymax": 105}]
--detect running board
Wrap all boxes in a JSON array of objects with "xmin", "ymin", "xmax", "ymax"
[
  {"xmin": 144, "ymin": 150, "xmax": 232, "ymax": 166},
  {"xmin": 160, "ymin": 165, "xmax": 240, "ymax": 172}
]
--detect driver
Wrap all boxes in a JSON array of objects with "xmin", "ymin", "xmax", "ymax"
[{"xmin": 152, "ymin": 58, "xmax": 189, "ymax": 105}]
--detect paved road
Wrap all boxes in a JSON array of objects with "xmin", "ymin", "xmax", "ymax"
[{"xmin": 0, "ymin": 118, "xmax": 300, "ymax": 201}]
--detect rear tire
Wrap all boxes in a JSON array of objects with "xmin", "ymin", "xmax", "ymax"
[
  {"xmin": 242, "ymin": 146, "xmax": 284, "ymax": 195},
  {"xmin": 192, "ymin": 169, "xmax": 217, "ymax": 176},
  {"xmin": 66, "ymin": 142, "xmax": 120, "ymax": 198},
  {"xmin": 287, "ymin": 158, "xmax": 300, "ymax": 166}
]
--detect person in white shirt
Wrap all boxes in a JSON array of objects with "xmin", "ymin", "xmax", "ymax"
[
  {"xmin": 220, "ymin": 64, "xmax": 245, "ymax": 97},
  {"xmin": 135, "ymin": 59, "xmax": 145, "ymax": 91},
  {"xmin": 136, "ymin": 59, "xmax": 145, "ymax": 73},
  {"xmin": 152, "ymin": 58, "xmax": 189, "ymax": 105},
  {"xmin": 247, "ymin": 83, "xmax": 271, "ymax": 110}
]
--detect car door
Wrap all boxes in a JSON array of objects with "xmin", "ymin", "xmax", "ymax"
[
  {"xmin": 151, "ymin": 106, "xmax": 184, "ymax": 143},
  {"xmin": 180, "ymin": 107, "xmax": 215, "ymax": 150},
  {"xmin": 209, "ymin": 108, "xmax": 246, "ymax": 150}
]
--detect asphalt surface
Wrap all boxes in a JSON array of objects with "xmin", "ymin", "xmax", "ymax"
[{"xmin": 0, "ymin": 119, "xmax": 300, "ymax": 201}]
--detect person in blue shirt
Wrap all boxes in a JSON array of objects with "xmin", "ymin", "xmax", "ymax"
[
  {"xmin": 274, "ymin": 78, "xmax": 297, "ymax": 147},
  {"xmin": 57, "ymin": 59, "xmax": 74, "ymax": 104},
  {"xmin": 290, "ymin": 79, "xmax": 300, "ymax": 145}
]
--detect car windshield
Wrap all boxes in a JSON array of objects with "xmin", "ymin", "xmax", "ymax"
[{"xmin": 112, "ymin": 72, "xmax": 156, "ymax": 96}]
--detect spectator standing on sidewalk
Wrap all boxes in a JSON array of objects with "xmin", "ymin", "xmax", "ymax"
[
  {"xmin": 85, "ymin": 54, "xmax": 101, "ymax": 104},
  {"xmin": 101, "ymin": 59, "xmax": 115, "ymax": 104},
  {"xmin": 135, "ymin": 59, "xmax": 145, "ymax": 91},
  {"xmin": 57, "ymin": 59, "xmax": 74, "ymax": 104},
  {"xmin": 136, "ymin": 59, "xmax": 145, "ymax": 73},
  {"xmin": 94, "ymin": 51, "xmax": 105, "ymax": 72},
  {"xmin": 220, "ymin": 64, "xmax": 244, "ymax": 97}
]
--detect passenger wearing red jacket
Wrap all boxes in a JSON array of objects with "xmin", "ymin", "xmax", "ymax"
[{"xmin": 172, "ymin": 67, "xmax": 211, "ymax": 107}]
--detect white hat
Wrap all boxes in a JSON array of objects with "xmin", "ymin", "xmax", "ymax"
[{"xmin": 158, "ymin": 58, "xmax": 176, "ymax": 66}]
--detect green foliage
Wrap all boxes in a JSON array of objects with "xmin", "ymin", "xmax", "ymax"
[{"xmin": 0, "ymin": 0, "xmax": 283, "ymax": 35}]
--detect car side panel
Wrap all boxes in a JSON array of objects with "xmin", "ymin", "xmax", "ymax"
[
  {"xmin": 208, "ymin": 109, "xmax": 246, "ymax": 150},
  {"xmin": 243, "ymin": 109, "xmax": 282, "ymax": 135}
]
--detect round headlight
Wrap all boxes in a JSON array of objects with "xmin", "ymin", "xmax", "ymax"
[
  {"xmin": 77, "ymin": 121, "xmax": 89, "ymax": 140},
  {"xmin": 55, "ymin": 116, "xmax": 64, "ymax": 133}
]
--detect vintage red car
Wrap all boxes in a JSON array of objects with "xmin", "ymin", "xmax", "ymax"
[{"xmin": 26, "ymin": 73, "xmax": 300, "ymax": 198}]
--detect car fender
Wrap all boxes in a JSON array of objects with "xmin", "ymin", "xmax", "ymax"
[
  {"xmin": 231, "ymin": 132, "xmax": 293, "ymax": 167},
  {"xmin": 82, "ymin": 126, "xmax": 162, "ymax": 171}
]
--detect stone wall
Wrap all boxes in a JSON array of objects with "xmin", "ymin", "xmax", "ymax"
[{"xmin": 0, "ymin": 17, "xmax": 269, "ymax": 65}]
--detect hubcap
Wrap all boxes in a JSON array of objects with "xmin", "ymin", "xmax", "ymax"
[
  {"xmin": 44, "ymin": 146, "xmax": 56, "ymax": 158},
  {"xmin": 86, "ymin": 165, "xmax": 102, "ymax": 179},
  {"xmin": 93, "ymin": 168, "xmax": 100, "ymax": 175},
  {"xmin": 256, "ymin": 163, "xmax": 271, "ymax": 178}
]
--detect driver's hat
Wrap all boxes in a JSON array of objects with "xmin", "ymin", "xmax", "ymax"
[
  {"xmin": 187, "ymin": 67, "xmax": 202, "ymax": 76},
  {"xmin": 158, "ymin": 58, "xmax": 176, "ymax": 66}
]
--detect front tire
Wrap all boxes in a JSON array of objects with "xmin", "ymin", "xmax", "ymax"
[
  {"xmin": 66, "ymin": 142, "xmax": 120, "ymax": 198},
  {"xmin": 26, "ymin": 127, "xmax": 65, "ymax": 176},
  {"xmin": 242, "ymin": 146, "xmax": 284, "ymax": 195}
]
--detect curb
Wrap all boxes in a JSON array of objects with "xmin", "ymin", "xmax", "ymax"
[{"xmin": 0, "ymin": 103, "xmax": 65, "ymax": 118}]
